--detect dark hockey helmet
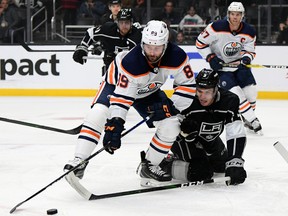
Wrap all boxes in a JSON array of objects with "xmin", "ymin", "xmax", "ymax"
[
  {"xmin": 109, "ymin": 0, "xmax": 121, "ymax": 5},
  {"xmin": 196, "ymin": 68, "xmax": 219, "ymax": 89},
  {"xmin": 117, "ymin": 8, "xmax": 133, "ymax": 21}
]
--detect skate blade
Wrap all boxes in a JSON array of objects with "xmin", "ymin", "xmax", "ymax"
[
  {"xmin": 256, "ymin": 130, "xmax": 264, "ymax": 136},
  {"xmin": 140, "ymin": 178, "xmax": 173, "ymax": 187},
  {"xmin": 246, "ymin": 128, "xmax": 264, "ymax": 136},
  {"xmin": 140, "ymin": 178, "xmax": 184, "ymax": 187}
]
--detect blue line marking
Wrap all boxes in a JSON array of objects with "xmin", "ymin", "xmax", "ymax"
[{"xmin": 187, "ymin": 52, "xmax": 203, "ymax": 59}]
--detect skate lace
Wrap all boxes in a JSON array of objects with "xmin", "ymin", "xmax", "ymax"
[{"xmin": 148, "ymin": 165, "xmax": 166, "ymax": 176}]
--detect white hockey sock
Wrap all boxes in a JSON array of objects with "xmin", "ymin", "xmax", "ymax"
[
  {"xmin": 171, "ymin": 160, "xmax": 189, "ymax": 181},
  {"xmin": 230, "ymin": 86, "xmax": 257, "ymax": 122},
  {"xmin": 75, "ymin": 141, "xmax": 97, "ymax": 159},
  {"xmin": 74, "ymin": 103, "xmax": 108, "ymax": 159}
]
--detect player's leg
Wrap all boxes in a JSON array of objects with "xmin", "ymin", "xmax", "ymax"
[
  {"xmin": 169, "ymin": 136, "xmax": 213, "ymax": 181},
  {"xmin": 64, "ymin": 82, "xmax": 115, "ymax": 179},
  {"xmin": 229, "ymin": 86, "xmax": 258, "ymax": 124},
  {"xmin": 219, "ymin": 71, "xmax": 261, "ymax": 133},
  {"xmin": 134, "ymin": 90, "xmax": 180, "ymax": 182},
  {"xmin": 204, "ymin": 137, "xmax": 228, "ymax": 173},
  {"xmin": 236, "ymin": 68, "xmax": 262, "ymax": 133}
]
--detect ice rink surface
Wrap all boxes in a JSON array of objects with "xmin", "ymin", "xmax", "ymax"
[{"xmin": 1, "ymin": 97, "xmax": 288, "ymax": 216}]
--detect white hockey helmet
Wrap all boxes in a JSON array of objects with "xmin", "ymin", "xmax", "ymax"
[
  {"xmin": 141, "ymin": 20, "xmax": 169, "ymax": 47},
  {"xmin": 227, "ymin": 2, "xmax": 245, "ymax": 21}
]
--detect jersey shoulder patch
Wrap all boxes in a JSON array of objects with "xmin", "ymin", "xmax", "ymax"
[
  {"xmin": 218, "ymin": 88, "xmax": 240, "ymax": 109},
  {"xmin": 240, "ymin": 22, "xmax": 256, "ymax": 37},
  {"xmin": 128, "ymin": 27, "xmax": 142, "ymax": 43},
  {"xmin": 94, "ymin": 22, "xmax": 117, "ymax": 34},
  {"xmin": 211, "ymin": 20, "xmax": 230, "ymax": 32},
  {"xmin": 161, "ymin": 43, "xmax": 187, "ymax": 68},
  {"xmin": 121, "ymin": 45, "xmax": 150, "ymax": 76}
]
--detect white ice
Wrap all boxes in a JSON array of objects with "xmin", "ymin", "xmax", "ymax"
[{"xmin": 1, "ymin": 97, "xmax": 288, "ymax": 216}]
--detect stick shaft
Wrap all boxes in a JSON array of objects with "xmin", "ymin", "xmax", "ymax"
[
  {"xmin": 9, "ymin": 116, "xmax": 149, "ymax": 213},
  {"xmin": 66, "ymin": 170, "xmax": 229, "ymax": 201},
  {"xmin": 274, "ymin": 141, "xmax": 288, "ymax": 163},
  {"xmin": 222, "ymin": 63, "xmax": 288, "ymax": 69},
  {"xmin": 21, "ymin": 42, "xmax": 94, "ymax": 53},
  {"xmin": 0, "ymin": 117, "xmax": 81, "ymax": 135},
  {"xmin": 90, "ymin": 177, "xmax": 230, "ymax": 200}
]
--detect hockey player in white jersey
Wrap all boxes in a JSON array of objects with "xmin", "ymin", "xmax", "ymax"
[
  {"xmin": 102, "ymin": 20, "xmax": 196, "ymax": 183},
  {"xmin": 63, "ymin": 9, "xmax": 141, "ymax": 179},
  {"xmin": 196, "ymin": 2, "xmax": 262, "ymax": 134}
]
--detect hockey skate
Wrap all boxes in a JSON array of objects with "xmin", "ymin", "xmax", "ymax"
[
  {"xmin": 138, "ymin": 151, "xmax": 172, "ymax": 187},
  {"xmin": 63, "ymin": 157, "xmax": 88, "ymax": 179},
  {"xmin": 159, "ymin": 153, "xmax": 175, "ymax": 174},
  {"xmin": 244, "ymin": 118, "xmax": 263, "ymax": 135}
]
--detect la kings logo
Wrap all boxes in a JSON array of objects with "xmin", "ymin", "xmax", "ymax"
[
  {"xmin": 199, "ymin": 121, "xmax": 223, "ymax": 142},
  {"xmin": 223, "ymin": 42, "xmax": 242, "ymax": 57}
]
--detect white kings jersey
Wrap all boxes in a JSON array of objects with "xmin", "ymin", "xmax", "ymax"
[
  {"xmin": 196, "ymin": 19, "xmax": 256, "ymax": 66},
  {"xmin": 105, "ymin": 43, "xmax": 196, "ymax": 121}
]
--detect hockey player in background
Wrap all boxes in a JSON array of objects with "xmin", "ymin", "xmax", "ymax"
[
  {"xmin": 63, "ymin": 8, "xmax": 141, "ymax": 178},
  {"xmin": 100, "ymin": 0, "xmax": 122, "ymax": 24},
  {"xmin": 101, "ymin": 20, "xmax": 196, "ymax": 184},
  {"xmin": 72, "ymin": 8, "xmax": 142, "ymax": 75},
  {"xmin": 167, "ymin": 68, "xmax": 247, "ymax": 185},
  {"xmin": 196, "ymin": 1, "xmax": 262, "ymax": 134}
]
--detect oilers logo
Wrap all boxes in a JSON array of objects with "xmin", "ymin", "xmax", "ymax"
[
  {"xmin": 223, "ymin": 42, "xmax": 242, "ymax": 57},
  {"xmin": 137, "ymin": 82, "xmax": 162, "ymax": 95},
  {"xmin": 199, "ymin": 122, "xmax": 223, "ymax": 142}
]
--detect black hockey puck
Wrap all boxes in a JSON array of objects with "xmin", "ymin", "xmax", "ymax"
[{"xmin": 47, "ymin": 208, "xmax": 58, "ymax": 215}]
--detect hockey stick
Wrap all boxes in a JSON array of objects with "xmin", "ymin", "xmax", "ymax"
[
  {"xmin": 20, "ymin": 42, "xmax": 95, "ymax": 53},
  {"xmin": 9, "ymin": 116, "xmax": 150, "ymax": 214},
  {"xmin": 83, "ymin": 56, "xmax": 102, "ymax": 60},
  {"xmin": 273, "ymin": 141, "xmax": 288, "ymax": 163},
  {"xmin": 21, "ymin": 42, "xmax": 74, "ymax": 52},
  {"xmin": 0, "ymin": 117, "xmax": 82, "ymax": 135},
  {"xmin": 222, "ymin": 63, "xmax": 288, "ymax": 69},
  {"xmin": 66, "ymin": 172, "xmax": 230, "ymax": 200}
]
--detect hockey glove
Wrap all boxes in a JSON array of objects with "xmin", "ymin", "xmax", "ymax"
[
  {"xmin": 225, "ymin": 157, "xmax": 247, "ymax": 185},
  {"xmin": 180, "ymin": 119, "xmax": 199, "ymax": 142},
  {"xmin": 73, "ymin": 45, "xmax": 88, "ymax": 64},
  {"xmin": 238, "ymin": 56, "xmax": 251, "ymax": 69},
  {"xmin": 147, "ymin": 98, "xmax": 179, "ymax": 124},
  {"xmin": 103, "ymin": 117, "xmax": 125, "ymax": 154},
  {"xmin": 92, "ymin": 42, "xmax": 103, "ymax": 55},
  {"xmin": 206, "ymin": 53, "xmax": 223, "ymax": 71}
]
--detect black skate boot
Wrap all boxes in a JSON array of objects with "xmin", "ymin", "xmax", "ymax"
[
  {"xmin": 139, "ymin": 151, "xmax": 172, "ymax": 186},
  {"xmin": 159, "ymin": 153, "xmax": 175, "ymax": 174}
]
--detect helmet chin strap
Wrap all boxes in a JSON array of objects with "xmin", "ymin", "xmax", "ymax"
[{"xmin": 212, "ymin": 86, "xmax": 219, "ymax": 103}]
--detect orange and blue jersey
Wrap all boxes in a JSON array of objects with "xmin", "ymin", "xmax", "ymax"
[{"xmin": 107, "ymin": 43, "xmax": 196, "ymax": 121}]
